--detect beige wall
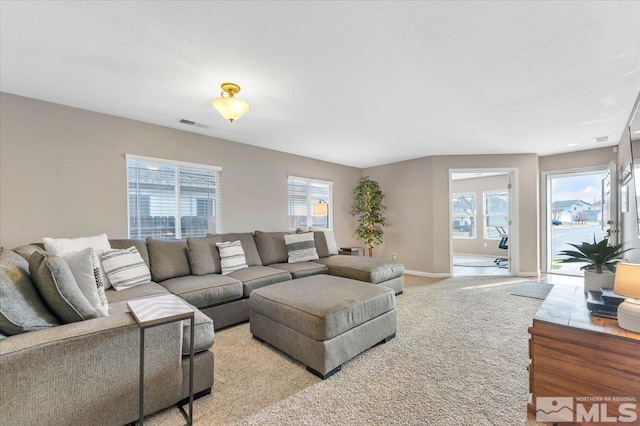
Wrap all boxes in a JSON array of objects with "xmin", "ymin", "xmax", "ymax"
[
  {"xmin": 364, "ymin": 154, "xmax": 539, "ymax": 275},
  {"xmin": 451, "ymin": 174, "xmax": 509, "ymax": 257},
  {"xmin": 0, "ymin": 93, "xmax": 361, "ymax": 248}
]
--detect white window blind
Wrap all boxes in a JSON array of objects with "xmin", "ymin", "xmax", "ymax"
[
  {"xmin": 127, "ymin": 155, "xmax": 222, "ymax": 239},
  {"xmin": 451, "ymin": 193, "xmax": 476, "ymax": 239},
  {"xmin": 288, "ymin": 176, "xmax": 332, "ymax": 231},
  {"xmin": 483, "ymin": 190, "xmax": 509, "ymax": 239}
]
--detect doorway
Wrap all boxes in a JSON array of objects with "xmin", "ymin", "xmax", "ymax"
[
  {"xmin": 450, "ymin": 170, "xmax": 514, "ymax": 277},
  {"xmin": 544, "ymin": 167, "xmax": 608, "ymax": 275}
]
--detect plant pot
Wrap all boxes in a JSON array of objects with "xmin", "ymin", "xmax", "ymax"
[{"xmin": 583, "ymin": 270, "xmax": 615, "ymax": 293}]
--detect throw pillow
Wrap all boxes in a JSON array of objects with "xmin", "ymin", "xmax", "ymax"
[
  {"xmin": 187, "ymin": 235, "xmax": 222, "ymax": 275},
  {"xmin": 216, "ymin": 240, "xmax": 248, "ymax": 275},
  {"xmin": 284, "ymin": 232, "xmax": 319, "ymax": 263},
  {"xmin": 61, "ymin": 248, "xmax": 109, "ymax": 316},
  {"xmin": 29, "ymin": 252, "xmax": 99, "ymax": 323},
  {"xmin": 0, "ymin": 248, "xmax": 60, "ymax": 335},
  {"xmin": 42, "ymin": 234, "xmax": 112, "ymax": 289},
  {"xmin": 101, "ymin": 247, "xmax": 152, "ymax": 291},
  {"xmin": 309, "ymin": 227, "xmax": 339, "ymax": 255}
]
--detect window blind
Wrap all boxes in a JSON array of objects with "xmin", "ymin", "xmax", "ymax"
[
  {"xmin": 451, "ymin": 193, "xmax": 476, "ymax": 239},
  {"xmin": 287, "ymin": 176, "xmax": 332, "ymax": 231},
  {"xmin": 483, "ymin": 190, "xmax": 508, "ymax": 239},
  {"xmin": 127, "ymin": 155, "xmax": 221, "ymax": 239}
]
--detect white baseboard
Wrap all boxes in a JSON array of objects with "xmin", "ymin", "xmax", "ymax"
[{"xmin": 404, "ymin": 270, "xmax": 451, "ymax": 278}]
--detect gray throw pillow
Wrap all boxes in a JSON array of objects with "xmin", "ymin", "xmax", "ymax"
[
  {"xmin": 146, "ymin": 238, "xmax": 191, "ymax": 282},
  {"xmin": 187, "ymin": 235, "xmax": 222, "ymax": 275},
  {"xmin": 29, "ymin": 252, "xmax": 99, "ymax": 323},
  {"xmin": 0, "ymin": 248, "xmax": 60, "ymax": 335},
  {"xmin": 284, "ymin": 232, "xmax": 319, "ymax": 263}
]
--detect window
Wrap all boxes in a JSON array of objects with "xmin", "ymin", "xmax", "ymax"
[
  {"xmin": 483, "ymin": 190, "xmax": 509, "ymax": 239},
  {"xmin": 452, "ymin": 193, "xmax": 476, "ymax": 239},
  {"xmin": 288, "ymin": 176, "xmax": 332, "ymax": 231},
  {"xmin": 127, "ymin": 155, "xmax": 221, "ymax": 239}
]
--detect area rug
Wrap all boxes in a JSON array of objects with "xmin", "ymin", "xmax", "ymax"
[
  {"xmin": 511, "ymin": 281, "xmax": 554, "ymax": 300},
  {"xmin": 146, "ymin": 275, "xmax": 542, "ymax": 425}
]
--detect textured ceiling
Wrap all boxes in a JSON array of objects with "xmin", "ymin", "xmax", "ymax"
[{"xmin": 1, "ymin": 1, "xmax": 640, "ymax": 168}]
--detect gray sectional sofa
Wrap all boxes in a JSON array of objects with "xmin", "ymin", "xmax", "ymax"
[{"xmin": 0, "ymin": 230, "xmax": 404, "ymax": 425}]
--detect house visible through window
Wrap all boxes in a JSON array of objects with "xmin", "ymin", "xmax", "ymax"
[
  {"xmin": 452, "ymin": 193, "xmax": 476, "ymax": 239},
  {"xmin": 483, "ymin": 190, "xmax": 509, "ymax": 239},
  {"xmin": 127, "ymin": 155, "xmax": 221, "ymax": 239},
  {"xmin": 288, "ymin": 176, "xmax": 332, "ymax": 231}
]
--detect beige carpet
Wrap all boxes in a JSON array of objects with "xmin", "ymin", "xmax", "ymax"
[{"xmin": 146, "ymin": 274, "xmax": 542, "ymax": 425}]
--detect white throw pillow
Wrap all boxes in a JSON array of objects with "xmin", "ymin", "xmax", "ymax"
[
  {"xmin": 309, "ymin": 227, "xmax": 339, "ymax": 255},
  {"xmin": 216, "ymin": 240, "xmax": 248, "ymax": 275},
  {"xmin": 101, "ymin": 247, "xmax": 151, "ymax": 291},
  {"xmin": 43, "ymin": 234, "xmax": 112, "ymax": 288},
  {"xmin": 284, "ymin": 232, "xmax": 319, "ymax": 263},
  {"xmin": 61, "ymin": 248, "xmax": 109, "ymax": 316}
]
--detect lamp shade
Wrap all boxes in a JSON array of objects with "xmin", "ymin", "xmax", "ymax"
[
  {"xmin": 211, "ymin": 96, "xmax": 250, "ymax": 122},
  {"xmin": 313, "ymin": 201, "xmax": 328, "ymax": 216},
  {"xmin": 614, "ymin": 263, "xmax": 640, "ymax": 299}
]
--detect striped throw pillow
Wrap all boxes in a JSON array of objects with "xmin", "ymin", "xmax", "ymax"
[
  {"xmin": 101, "ymin": 247, "xmax": 151, "ymax": 291},
  {"xmin": 216, "ymin": 240, "xmax": 248, "ymax": 275},
  {"xmin": 284, "ymin": 232, "xmax": 319, "ymax": 263}
]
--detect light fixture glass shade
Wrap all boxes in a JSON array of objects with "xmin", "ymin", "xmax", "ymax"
[
  {"xmin": 211, "ymin": 96, "xmax": 250, "ymax": 122},
  {"xmin": 313, "ymin": 201, "xmax": 328, "ymax": 216},
  {"xmin": 614, "ymin": 263, "xmax": 640, "ymax": 299}
]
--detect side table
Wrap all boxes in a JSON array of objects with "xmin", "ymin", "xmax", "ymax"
[
  {"xmin": 128, "ymin": 294, "xmax": 195, "ymax": 426},
  {"xmin": 339, "ymin": 247, "xmax": 365, "ymax": 256}
]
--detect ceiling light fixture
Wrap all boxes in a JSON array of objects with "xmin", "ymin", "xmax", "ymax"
[
  {"xmin": 567, "ymin": 143, "xmax": 579, "ymax": 147},
  {"xmin": 211, "ymin": 82, "xmax": 250, "ymax": 123}
]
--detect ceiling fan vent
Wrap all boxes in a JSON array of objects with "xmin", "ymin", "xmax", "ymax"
[
  {"xmin": 594, "ymin": 135, "xmax": 609, "ymax": 143},
  {"xmin": 178, "ymin": 118, "xmax": 209, "ymax": 129}
]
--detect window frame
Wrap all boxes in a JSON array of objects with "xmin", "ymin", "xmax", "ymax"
[
  {"xmin": 126, "ymin": 154, "xmax": 222, "ymax": 239},
  {"xmin": 451, "ymin": 192, "xmax": 477, "ymax": 239},
  {"xmin": 483, "ymin": 189, "xmax": 509, "ymax": 240},
  {"xmin": 287, "ymin": 175, "xmax": 333, "ymax": 232}
]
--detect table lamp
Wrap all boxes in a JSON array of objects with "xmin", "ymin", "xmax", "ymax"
[{"xmin": 613, "ymin": 263, "xmax": 640, "ymax": 333}]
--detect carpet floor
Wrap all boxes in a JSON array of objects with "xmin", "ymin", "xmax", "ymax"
[{"xmin": 146, "ymin": 274, "xmax": 543, "ymax": 425}]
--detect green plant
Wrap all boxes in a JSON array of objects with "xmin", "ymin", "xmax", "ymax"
[
  {"xmin": 350, "ymin": 176, "xmax": 387, "ymax": 257},
  {"xmin": 558, "ymin": 235, "xmax": 632, "ymax": 273}
]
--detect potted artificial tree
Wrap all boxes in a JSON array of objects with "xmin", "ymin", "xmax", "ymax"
[
  {"xmin": 351, "ymin": 176, "xmax": 387, "ymax": 257},
  {"xmin": 559, "ymin": 235, "xmax": 632, "ymax": 293}
]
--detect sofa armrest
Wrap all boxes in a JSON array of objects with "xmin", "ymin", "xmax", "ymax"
[{"xmin": 0, "ymin": 313, "xmax": 184, "ymax": 426}]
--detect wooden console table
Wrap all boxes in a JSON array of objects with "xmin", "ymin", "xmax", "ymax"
[{"xmin": 527, "ymin": 285, "xmax": 640, "ymax": 422}]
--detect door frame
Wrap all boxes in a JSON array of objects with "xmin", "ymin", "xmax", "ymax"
[
  {"xmin": 540, "ymin": 164, "xmax": 611, "ymax": 274},
  {"xmin": 449, "ymin": 168, "xmax": 519, "ymax": 276}
]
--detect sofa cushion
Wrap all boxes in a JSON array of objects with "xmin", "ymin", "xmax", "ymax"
[
  {"xmin": 0, "ymin": 248, "xmax": 60, "ymax": 335},
  {"xmin": 228, "ymin": 266, "xmax": 292, "ymax": 298},
  {"xmin": 109, "ymin": 239, "xmax": 150, "ymax": 268},
  {"xmin": 216, "ymin": 240, "xmax": 248, "ymax": 275},
  {"xmin": 146, "ymin": 238, "xmax": 191, "ymax": 282},
  {"xmin": 309, "ymin": 227, "xmax": 339, "ymax": 255},
  {"xmin": 314, "ymin": 256, "xmax": 405, "ymax": 284},
  {"xmin": 29, "ymin": 252, "xmax": 100, "ymax": 323},
  {"xmin": 284, "ymin": 232, "xmax": 319, "ymax": 263},
  {"xmin": 105, "ymin": 282, "xmax": 170, "ymax": 304},
  {"xmin": 187, "ymin": 235, "xmax": 222, "ymax": 275},
  {"xmin": 269, "ymin": 261, "xmax": 329, "ymax": 279},
  {"xmin": 253, "ymin": 231, "xmax": 290, "ymax": 265},
  {"xmin": 160, "ymin": 274, "xmax": 243, "ymax": 309},
  {"xmin": 12, "ymin": 244, "xmax": 47, "ymax": 261},
  {"xmin": 219, "ymin": 233, "xmax": 262, "ymax": 266},
  {"xmin": 249, "ymin": 275, "xmax": 396, "ymax": 340},
  {"xmin": 101, "ymin": 247, "xmax": 152, "ymax": 290},
  {"xmin": 61, "ymin": 248, "xmax": 109, "ymax": 316},
  {"xmin": 298, "ymin": 230, "xmax": 331, "ymax": 258}
]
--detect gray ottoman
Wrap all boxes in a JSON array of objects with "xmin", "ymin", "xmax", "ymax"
[{"xmin": 249, "ymin": 275, "xmax": 397, "ymax": 379}]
